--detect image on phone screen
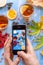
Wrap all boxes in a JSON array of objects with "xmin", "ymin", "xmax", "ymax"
[{"xmin": 12, "ymin": 25, "xmax": 26, "ymax": 53}]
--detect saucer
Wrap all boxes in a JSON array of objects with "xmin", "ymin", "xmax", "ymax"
[
  {"xmin": 27, "ymin": 0, "xmax": 43, "ymax": 7},
  {"xmin": 0, "ymin": 0, "xmax": 6, "ymax": 7}
]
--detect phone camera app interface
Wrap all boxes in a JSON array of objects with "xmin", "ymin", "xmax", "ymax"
[{"xmin": 13, "ymin": 30, "xmax": 25, "ymax": 50}]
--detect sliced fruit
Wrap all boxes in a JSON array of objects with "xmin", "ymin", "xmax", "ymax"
[
  {"xmin": 0, "ymin": 24, "xmax": 7, "ymax": 28},
  {"xmin": 7, "ymin": 9, "xmax": 17, "ymax": 20},
  {"xmin": 20, "ymin": 5, "xmax": 29, "ymax": 14}
]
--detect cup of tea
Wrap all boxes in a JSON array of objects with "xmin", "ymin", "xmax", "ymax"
[{"xmin": 20, "ymin": 4, "xmax": 34, "ymax": 23}]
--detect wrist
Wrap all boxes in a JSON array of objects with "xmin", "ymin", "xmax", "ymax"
[
  {"xmin": 35, "ymin": 60, "xmax": 39, "ymax": 65},
  {"xmin": 5, "ymin": 58, "xmax": 9, "ymax": 65}
]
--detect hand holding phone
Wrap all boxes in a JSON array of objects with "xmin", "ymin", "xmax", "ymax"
[{"xmin": 12, "ymin": 24, "xmax": 26, "ymax": 54}]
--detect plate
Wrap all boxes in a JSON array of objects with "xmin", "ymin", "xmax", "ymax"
[
  {"xmin": 0, "ymin": 0, "xmax": 6, "ymax": 7},
  {"xmin": 27, "ymin": 0, "xmax": 43, "ymax": 7}
]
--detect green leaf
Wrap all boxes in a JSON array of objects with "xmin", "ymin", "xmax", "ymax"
[
  {"xmin": 34, "ymin": 36, "xmax": 43, "ymax": 43},
  {"xmin": 29, "ymin": 30, "xmax": 40, "ymax": 36},
  {"xmin": 27, "ymin": 25, "xmax": 35, "ymax": 30},
  {"xmin": 34, "ymin": 43, "xmax": 43, "ymax": 50},
  {"xmin": 27, "ymin": 20, "xmax": 40, "ymax": 36},
  {"xmin": 32, "ymin": 20, "xmax": 39, "ymax": 29},
  {"xmin": 34, "ymin": 36, "xmax": 43, "ymax": 50}
]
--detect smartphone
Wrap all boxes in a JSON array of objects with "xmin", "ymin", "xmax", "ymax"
[{"xmin": 12, "ymin": 23, "xmax": 26, "ymax": 54}]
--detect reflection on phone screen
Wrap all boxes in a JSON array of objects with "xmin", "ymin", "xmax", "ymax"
[{"xmin": 13, "ymin": 30, "xmax": 25, "ymax": 50}]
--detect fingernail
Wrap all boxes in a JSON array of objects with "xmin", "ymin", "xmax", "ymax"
[{"xmin": 17, "ymin": 51, "xmax": 20, "ymax": 54}]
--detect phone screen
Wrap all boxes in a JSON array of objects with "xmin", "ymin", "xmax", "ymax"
[{"xmin": 12, "ymin": 25, "xmax": 26, "ymax": 54}]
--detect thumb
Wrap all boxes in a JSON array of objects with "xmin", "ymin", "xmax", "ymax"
[{"xmin": 17, "ymin": 51, "xmax": 26, "ymax": 60}]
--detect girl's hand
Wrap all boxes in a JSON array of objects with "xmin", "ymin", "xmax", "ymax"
[
  {"xmin": 4, "ymin": 35, "xmax": 20, "ymax": 65},
  {"xmin": 17, "ymin": 38, "xmax": 39, "ymax": 65}
]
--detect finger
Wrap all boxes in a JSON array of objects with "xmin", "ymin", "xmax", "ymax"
[
  {"xmin": 4, "ymin": 37, "xmax": 9, "ymax": 47},
  {"xmin": 27, "ymin": 38, "xmax": 35, "ymax": 55},
  {"xmin": 4, "ymin": 34, "xmax": 11, "ymax": 47},
  {"xmin": 7, "ymin": 34, "xmax": 12, "ymax": 46},
  {"xmin": 4, "ymin": 37, "xmax": 10, "ymax": 53},
  {"xmin": 4, "ymin": 35, "xmax": 12, "ymax": 58},
  {"xmin": 6, "ymin": 35, "xmax": 13, "ymax": 60},
  {"xmin": 17, "ymin": 51, "xmax": 27, "ymax": 60},
  {"xmin": 8, "ymin": 35, "xmax": 13, "ymax": 59},
  {"xmin": 14, "ymin": 56, "xmax": 20, "ymax": 65},
  {"xmin": 7, "ymin": 58, "xmax": 13, "ymax": 65},
  {"xmin": 4, "ymin": 34, "xmax": 12, "ymax": 49},
  {"xmin": 4, "ymin": 52, "xmax": 10, "ymax": 59}
]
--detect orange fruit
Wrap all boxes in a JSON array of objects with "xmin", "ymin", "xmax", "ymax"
[{"xmin": 7, "ymin": 9, "xmax": 17, "ymax": 20}]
